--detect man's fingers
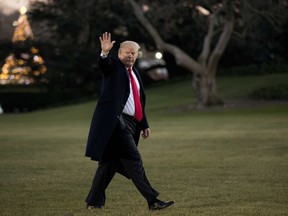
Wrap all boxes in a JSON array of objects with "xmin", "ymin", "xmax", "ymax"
[
  {"xmin": 100, "ymin": 32, "xmax": 109, "ymax": 42},
  {"xmin": 142, "ymin": 129, "xmax": 150, "ymax": 139},
  {"xmin": 103, "ymin": 32, "xmax": 110, "ymax": 41}
]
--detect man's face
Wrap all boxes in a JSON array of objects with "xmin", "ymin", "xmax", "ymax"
[{"xmin": 118, "ymin": 46, "xmax": 138, "ymax": 68}]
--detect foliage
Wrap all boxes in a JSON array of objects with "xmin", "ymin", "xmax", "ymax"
[
  {"xmin": 250, "ymin": 84, "xmax": 288, "ymax": 101},
  {"xmin": 29, "ymin": 0, "xmax": 288, "ymax": 71},
  {"xmin": 25, "ymin": 0, "xmax": 288, "ymax": 106},
  {"xmin": 28, "ymin": 0, "xmax": 142, "ymax": 104},
  {"xmin": 218, "ymin": 63, "xmax": 288, "ymax": 76},
  {"xmin": 0, "ymin": 84, "xmax": 48, "ymax": 112},
  {"xmin": 0, "ymin": 41, "xmax": 13, "ymax": 66}
]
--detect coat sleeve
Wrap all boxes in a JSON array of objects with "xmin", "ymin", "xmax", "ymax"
[{"xmin": 98, "ymin": 54, "xmax": 115, "ymax": 76}]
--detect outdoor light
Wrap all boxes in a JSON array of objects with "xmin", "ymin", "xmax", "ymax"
[
  {"xmin": 195, "ymin": 5, "xmax": 210, "ymax": 16},
  {"xmin": 19, "ymin": 6, "xmax": 27, "ymax": 15},
  {"xmin": 155, "ymin": 52, "xmax": 163, "ymax": 59}
]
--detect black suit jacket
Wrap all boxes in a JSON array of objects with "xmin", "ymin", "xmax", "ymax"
[{"xmin": 85, "ymin": 55, "xmax": 149, "ymax": 161}]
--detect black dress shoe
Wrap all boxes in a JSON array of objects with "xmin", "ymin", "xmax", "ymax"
[
  {"xmin": 86, "ymin": 204, "xmax": 103, "ymax": 209},
  {"xmin": 149, "ymin": 199, "xmax": 174, "ymax": 210}
]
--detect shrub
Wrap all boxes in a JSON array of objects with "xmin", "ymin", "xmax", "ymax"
[{"xmin": 250, "ymin": 84, "xmax": 288, "ymax": 100}]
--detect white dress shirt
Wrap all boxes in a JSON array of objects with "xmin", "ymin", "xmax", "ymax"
[
  {"xmin": 122, "ymin": 68, "xmax": 140, "ymax": 116},
  {"xmin": 100, "ymin": 52, "xmax": 140, "ymax": 117}
]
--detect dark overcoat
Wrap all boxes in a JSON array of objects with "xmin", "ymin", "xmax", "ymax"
[{"xmin": 85, "ymin": 55, "xmax": 149, "ymax": 161}]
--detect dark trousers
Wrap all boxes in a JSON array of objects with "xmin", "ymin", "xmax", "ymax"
[{"xmin": 85, "ymin": 115, "xmax": 159, "ymax": 206}]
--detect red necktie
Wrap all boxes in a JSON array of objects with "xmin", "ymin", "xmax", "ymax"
[{"xmin": 128, "ymin": 68, "xmax": 143, "ymax": 122}]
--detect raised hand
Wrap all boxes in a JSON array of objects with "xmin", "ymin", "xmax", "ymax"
[{"xmin": 99, "ymin": 32, "xmax": 116, "ymax": 54}]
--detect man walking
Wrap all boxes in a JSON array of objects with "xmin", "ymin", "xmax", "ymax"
[{"xmin": 85, "ymin": 32, "xmax": 174, "ymax": 210}]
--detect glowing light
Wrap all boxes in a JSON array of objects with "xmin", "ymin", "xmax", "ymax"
[
  {"xmin": 142, "ymin": 4, "xmax": 150, "ymax": 12},
  {"xmin": 0, "ymin": 6, "xmax": 47, "ymax": 85},
  {"xmin": 155, "ymin": 52, "xmax": 163, "ymax": 59},
  {"xmin": 31, "ymin": 47, "xmax": 39, "ymax": 54},
  {"xmin": 33, "ymin": 71, "xmax": 41, "ymax": 76},
  {"xmin": 195, "ymin": 5, "xmax": 210, "ymax": 16},
  {"xmin": 19, "ymin": 6, "xmax": 27, "ymax": 15}
]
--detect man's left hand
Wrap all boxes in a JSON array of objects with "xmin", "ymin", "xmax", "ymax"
[{"xmin": 141, "ymin": 128, "xmax": 150, "ymax": 139}]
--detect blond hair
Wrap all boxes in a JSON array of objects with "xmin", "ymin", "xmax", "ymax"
[{"xmin": 118, "ymin": 41, "xmax": 140, "ymax": 53}]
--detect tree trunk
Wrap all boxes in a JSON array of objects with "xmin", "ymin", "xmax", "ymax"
[{"xmin": 192, "ymin": 68, "xmax": 223, "ymax": 108}]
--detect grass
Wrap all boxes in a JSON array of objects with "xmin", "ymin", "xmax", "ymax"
[{"xmin": 0, "ymin": 73, "xmax": 288, "ymax": 216}]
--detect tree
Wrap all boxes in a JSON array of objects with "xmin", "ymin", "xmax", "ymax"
[
  {"xmin": 29, "ymin": 0, "xmax": 288, "ymax": 107},
  {"xmin": 127, "ymin": 0, "xmax": 287, "ymax": 108},
  {"xmin": 0, "ymin": 7, "xmax": 47, "ymax": 85},
  {"xmin": 29, "ymin": 0, "xmax": 153, "ymax": 99}
]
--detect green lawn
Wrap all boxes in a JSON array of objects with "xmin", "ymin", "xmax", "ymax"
[{"xmin": 0, "ymin": 74, "xmax": 288, "ymax": 216}]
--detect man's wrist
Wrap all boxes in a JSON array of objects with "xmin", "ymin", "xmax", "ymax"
[{"xmin": 100, "ymin": 51, "xmax": 109, "ymax": 58}]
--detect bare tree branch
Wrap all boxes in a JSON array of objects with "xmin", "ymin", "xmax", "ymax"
[
  {"xmin": 208, "ymin": 0, "xmax": 234, "ymax": 75},
  {"xmin": 127, "ymin": 0, "xmax": 202, "ymax": 73},
  {"xmin": 198, "ymin": 14, "xmax": 216, "ymax": 66}
]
